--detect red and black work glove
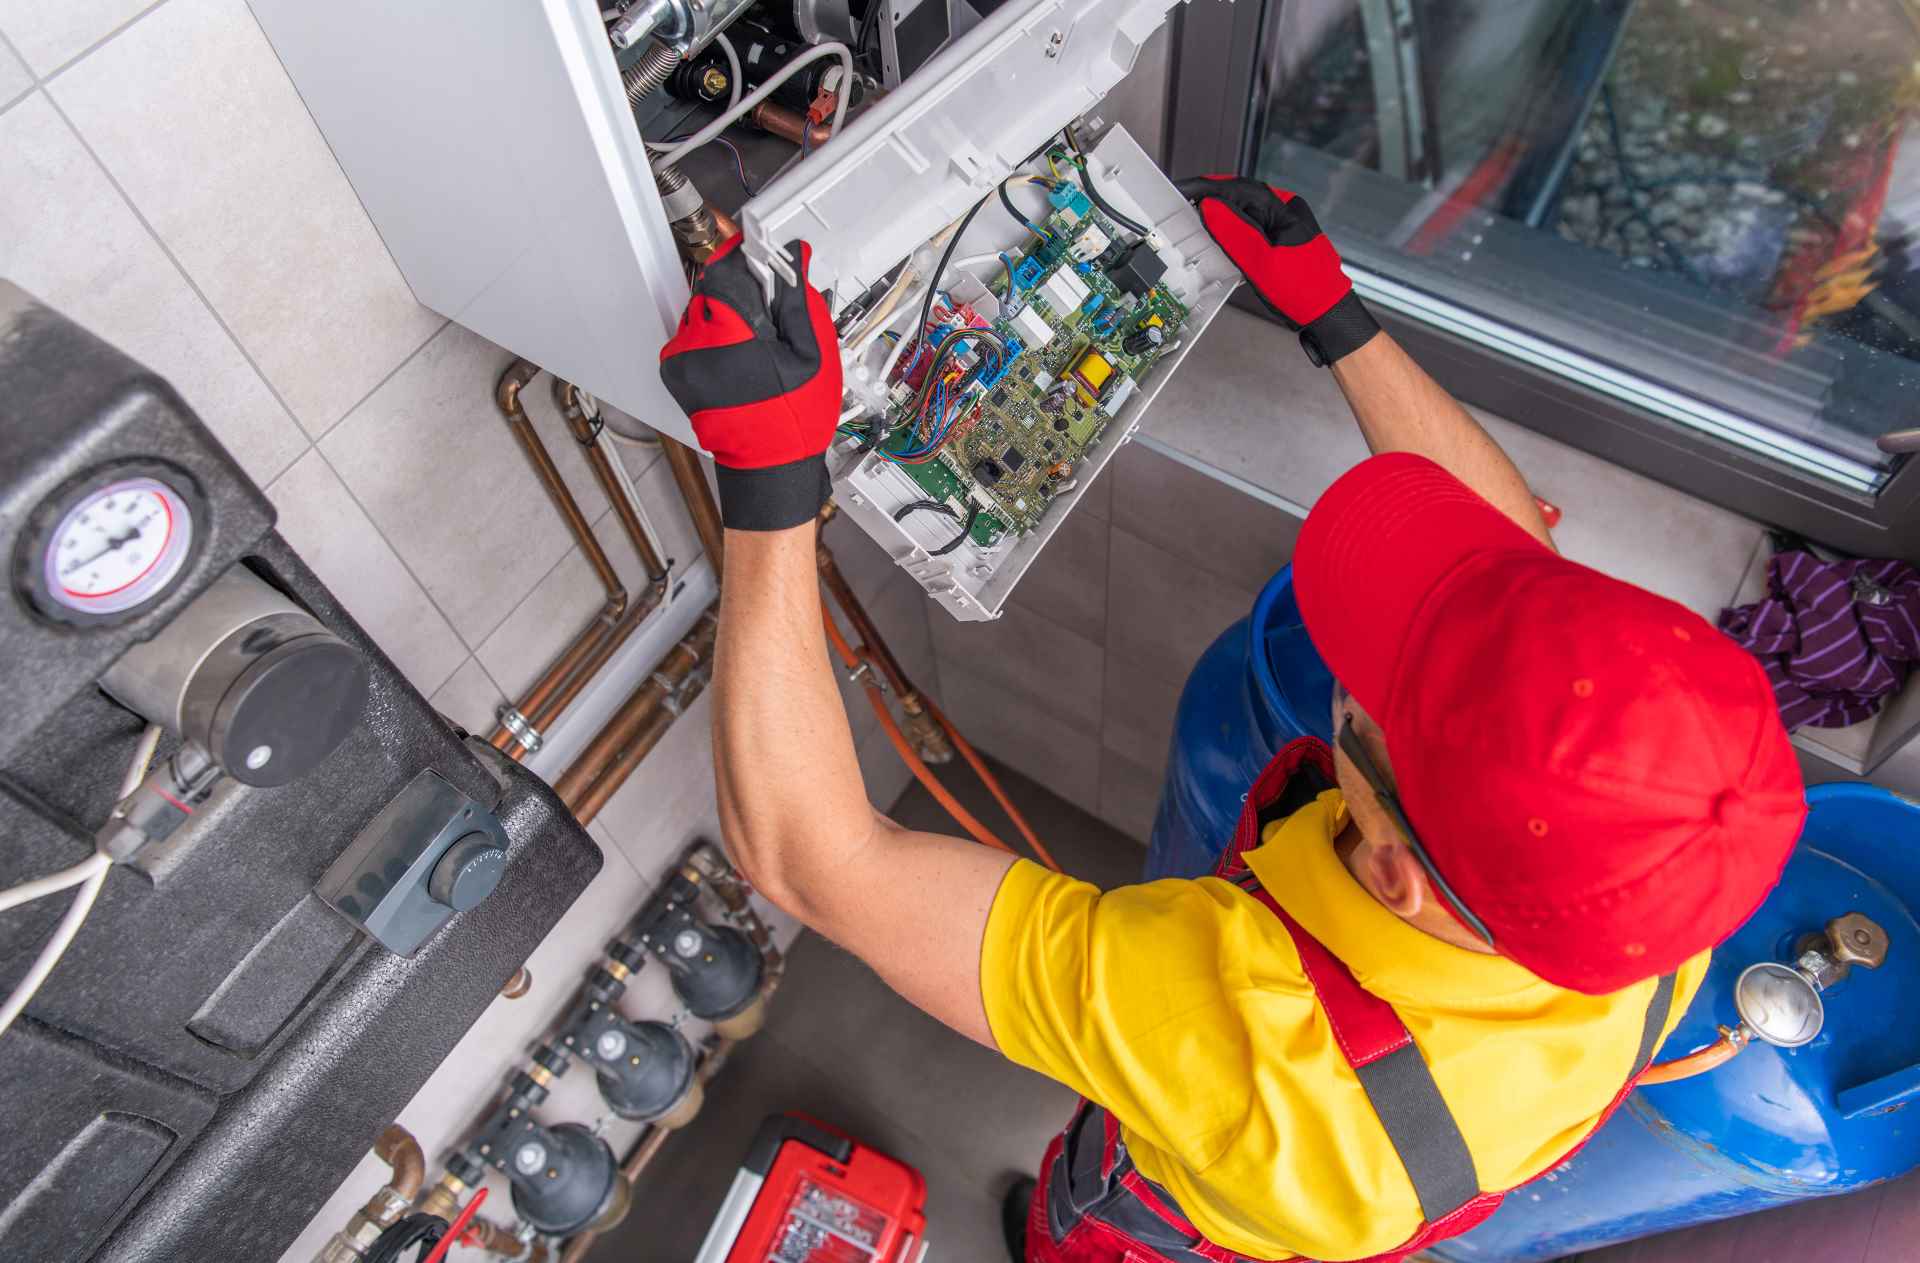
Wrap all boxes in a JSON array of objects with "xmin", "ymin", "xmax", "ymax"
[
  {"xmin": 1177, "ymin": 176, "xmax": 1380, "ymax": 367},
  {"xmin": 660, "ymin": 237, "xmax": 843, "ymax": 531}
]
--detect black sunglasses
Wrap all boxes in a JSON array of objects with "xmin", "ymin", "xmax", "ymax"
[{"xmin": 1336, "ymin": 715, "xmax": 1496, "ymax": 948}]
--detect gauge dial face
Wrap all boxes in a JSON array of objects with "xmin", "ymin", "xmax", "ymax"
[{"xmin": 41, "ymin": 476, "xmax": 195, "ymax": 615}]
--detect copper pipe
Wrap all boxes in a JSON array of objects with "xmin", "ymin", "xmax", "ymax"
[
  {"xmin": 555, "ymin": 611, "xmax": 720, "ymax": 820},
  {"xmin": 464, "ymin": 1215, "xmax": 551, "ymax": 1263},
  {"xmin": 373, "ymin": 1124, "xmax": 425, "ymax": 1202},
  {"xmin": 708, "ymin": 204, "xmax": 740, "ymax": 241},
  {"xmin": 499, "ymin": 966, "xmax": 533, "ymax": 1000},
  {"xmin": 416, "ymin": 1173, "xmax": 462, "ymax": 1225},
  {"xmin": 817, "ymin": 542, "xmax": 953, "ymax": 763},
  {"xmin": 748, "ymin": 100, "xmax": 833, "ymax": 150},
  {"xmin": 315, "ymin": 1126, "xmax": 427, "ymax": 1260},
  {"xmin": 488, "ymin": 358, "xmax": 631, "ymax": 754},
  {"xmin": 555, "ymin": 379, "xmax": 668, "ymax": 583},
  {"xmin": 660, "ymin": 435, "xmax": 725, "ymax": 575},
  {"xmin": 573, "ymin": 676, "xmax": 707, "ymax": 825}
]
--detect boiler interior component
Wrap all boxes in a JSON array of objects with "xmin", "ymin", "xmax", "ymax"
[
  {"xmin": 318, "ymin": 768, "xmax": 513, "ymax": 956},
  {"xmin": 500, "ymin": 1120, "xmax": 635, "ymax": 1237},
  {"xmin": 873, "ymin": 0, "xmax": 949, "ymax": 87},
  {"xmin": 99, "ymin": 566, "xmax": 369, "ymax": 787},
  {"xmin": 608, "ymin": 0, "xmax": 759, "ymax": 56},
  {"xmin": 720, "ymin": 18, "xmax": 866, "ymax": 113}
]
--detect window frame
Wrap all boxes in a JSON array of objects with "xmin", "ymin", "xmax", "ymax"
[{"xmin": 1161, "ymin": 0, "xmax": 1920, "ymax": 562}]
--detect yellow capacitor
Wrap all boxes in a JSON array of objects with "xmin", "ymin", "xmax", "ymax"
[{"xmin": 1070, "ymin": 349, "xmax": 1114, "ymax": 405}]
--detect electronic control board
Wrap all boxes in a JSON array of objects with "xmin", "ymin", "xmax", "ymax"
[{"xmin": 878, "ymin": 190, "xmax": 1189, "ymax": 548}]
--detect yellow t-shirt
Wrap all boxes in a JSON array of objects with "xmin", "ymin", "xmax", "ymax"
[{"xmin": 981, "ymin": 789, "xmax": 1707, "ymax": 1261}]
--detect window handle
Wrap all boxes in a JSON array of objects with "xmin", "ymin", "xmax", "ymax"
[{"xmin": 1877, "ymin": 428, "xmax": 1920, "ymax": 455}]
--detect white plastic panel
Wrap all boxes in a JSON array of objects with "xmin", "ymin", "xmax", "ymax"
[
  {"xmin": 828, "ymin": 127, "xmax": 1239, "ymax": 622},
  {"xmin": 742, "ymin": 0, "xmax": 1218, "ymax": 301},
  {"xmin": 249, "ymin": 0, "xmax": 702, "ymax": 446},
  {"xmin": 253, "ymin": 0, "xmax": 1236, "ymax": 621}
]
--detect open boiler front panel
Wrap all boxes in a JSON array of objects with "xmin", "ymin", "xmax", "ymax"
[{"xmin": 249, "ymin": 0, "xmax": 1239, "ymax": 623}]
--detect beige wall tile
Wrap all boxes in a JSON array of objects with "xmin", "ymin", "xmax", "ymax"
[
  {"xmin": 318, "ymin": 324, "xmax": 577, "ymax": 647},
  {"xmin": 49, "ymin": 0, "xmax": 443, "ymax": 434},
  {"xmin": 1113, "ymin": 442, "xmax": 1301, "ymax": 593},
  {"xmin": 426, "ymin": 655, "xmax": 505, "ymax": 738},
  {"xmin": 265, "ymin": 449, "xmax": 465, "ymax": 695},
  {"xmin": 1098, "ymin": 748, "xmax": 1161, "ymax": 846},
  {"xmin": 1008, "ymin": 506, "xmax": 1109, "ymax": 647},
  {"xmin": 0, "ymin": 34, "xmax": 30, "ymax": 104},
  {"xmin": 0, "ymin": 93, "xmax": 306, "ymax": 484},
  {"xmin": 1106, "ymin": 528, "xmax": 1255, "ymax": 688},
  {"xmin": 935, "ymin": 665, "xmax": 1101, "ymax": 817},
  {"xmin": 1102, "ymin": 651, "xmax": 1185, "ymax": 775},
  {"xmin": 0, "ymin": 0, "xmax": 151, "ymax": 75},
  {"xmin": 929, "ymin": 599, "xmax": 1105, "ymax": 735}
]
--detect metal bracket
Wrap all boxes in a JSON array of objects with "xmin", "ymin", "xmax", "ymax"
[{"xmin": 498, "ymin": 706, "xmax": 545, "ymax": 754}]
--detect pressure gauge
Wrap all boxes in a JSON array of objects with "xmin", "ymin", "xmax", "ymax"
[{"xmin": 18, "ymin": 467, "xmax": 200, "ymax": 624}]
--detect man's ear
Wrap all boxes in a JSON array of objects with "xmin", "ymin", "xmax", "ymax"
[{"xmin": 1363, "ymin": 841, "xmax": 1428, "ymax": 919}]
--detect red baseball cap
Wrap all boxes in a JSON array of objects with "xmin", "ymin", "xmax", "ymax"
[{"xmin": 1294, "ymin": 453, "xmax": 1805, "ymax": 994}]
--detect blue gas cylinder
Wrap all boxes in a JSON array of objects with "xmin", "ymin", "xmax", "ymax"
[
  {"xmin": 1145, "ymin": 566, "xmax": 1334, "ymax": 880},
  {"xmin": 1431, "ymin": 780, "xmax": 1920, "ymax": 1261},
  {"xmin": 1147, "ymin": 566, "xmax": 1920, "ymax": 1259}
]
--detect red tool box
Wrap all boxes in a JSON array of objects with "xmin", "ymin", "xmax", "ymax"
[{"xmin": 693, "ymin": 1115, "xmax": 929, "ymax": 1263}]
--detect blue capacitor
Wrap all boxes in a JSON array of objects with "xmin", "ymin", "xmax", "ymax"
[{"xmin": 1148, "ymin": 565, "xmax": 1920, "ymax": 1262}]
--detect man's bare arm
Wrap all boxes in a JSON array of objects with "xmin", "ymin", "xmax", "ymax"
[
  {"xmin": 712, "ymin": 524, "xmax": 1014, "ymax": 1047},
  {"xmin": 1330, "ymin": 333, "xmax": 1554, "ymax": 547}
]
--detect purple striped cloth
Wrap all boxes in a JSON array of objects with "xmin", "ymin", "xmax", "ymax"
[{"xmin": 1719, "ymin": 551, "xmax": 1920, "ymax": 730}]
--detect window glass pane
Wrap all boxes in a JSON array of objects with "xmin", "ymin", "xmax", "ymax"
[{"xmin": 1252, "ymin": 0, "xmax": 1920, "ymax": 491}]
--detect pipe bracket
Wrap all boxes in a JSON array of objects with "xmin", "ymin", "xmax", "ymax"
[{"xmin": 499, "ymin": 706, "xmax": 546, "ymax": 754}]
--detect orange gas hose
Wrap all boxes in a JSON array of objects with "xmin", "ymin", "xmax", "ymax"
[
  {"xmin": 918, "ymin": 692, "xmax": 1063, "ymax": 873},
  {"xmin": 1638, "ymin": 1027, "xmax": 1747, "ymax": 1085},
  {"xmin": 821, "ymin": 608, "xmax": 1023, "ymax": 860}
]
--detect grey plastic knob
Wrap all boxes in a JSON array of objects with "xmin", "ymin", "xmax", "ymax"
[{"xmin": 429, "ymin": 833, "xmax": 507, "ymax": 911}]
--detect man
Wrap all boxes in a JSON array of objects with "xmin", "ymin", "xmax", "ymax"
[{"xmin": 658, "ymin": 178, "xmax": 1806, "ymax": 1262}]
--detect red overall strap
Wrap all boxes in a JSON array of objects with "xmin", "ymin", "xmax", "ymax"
[{"xmin": 1215, "ymin": 736, "xmax": 1675, "ymax": 1262}]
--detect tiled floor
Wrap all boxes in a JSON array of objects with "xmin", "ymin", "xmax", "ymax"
[
  {"xmin": 1575, "ymin": 1169, "xmax": 1920, "ymax": 1263},
  {"xmin": 587, "ymin": 758, "xmax": 1145, "ymax": 1263}
]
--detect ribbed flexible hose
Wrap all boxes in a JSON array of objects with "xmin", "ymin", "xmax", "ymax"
[{"xmin": 622, "ymin": 41, "xmax": 680, "ymax": 108}]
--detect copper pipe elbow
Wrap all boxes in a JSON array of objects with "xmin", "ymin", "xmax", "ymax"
[{"xmin": 372, "ymin": 1124, "xmax": 425, "ymax": 1202}]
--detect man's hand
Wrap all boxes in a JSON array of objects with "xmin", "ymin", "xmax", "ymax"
[
  {"xmin": 660, "ymin": 237, "xmax": 842, "ymax": 530},
  {"xmin": 1177, "ymin": 176, "xmax": 1379, "ymax": 367}
]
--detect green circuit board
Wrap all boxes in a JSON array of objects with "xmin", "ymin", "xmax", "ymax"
[{"xmin": 887, "ymin": 200, "xmax": 1189, "ymax": 548}]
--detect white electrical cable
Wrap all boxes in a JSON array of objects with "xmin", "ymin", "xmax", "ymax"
[
  {"xmin": 0, "ymin": 723, "xmax": 158, "ymax": 1035},
  {"xmin": 0, "ymin": 857, "xmax": 105, "ymax": 915},
  {"xmin": 0, "ymin": 724, "xmax": 156, "ymax": 915},
  {"xmin": 0, "ymin": 855, "xmax": 109, "ymax": 1038},
  {"xmin": 652, "ymin": 41, "xmax": 852, "ymax": 169},
  {"xmin": 120, "ymin": 722, "xmax": 163, "ymax": 799},
  {"xmin": 644, "ymin": 32, "xmax": 744, "ymax": 155}
]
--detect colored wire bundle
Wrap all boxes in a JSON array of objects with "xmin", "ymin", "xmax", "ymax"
[
  {"xmin": 997, "ymin": 175, "xmax": 1057, "ymax": 243},
  {"xmin": 1061, "ymin": 128, "xmax": 1151, "ymax": 238}
]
